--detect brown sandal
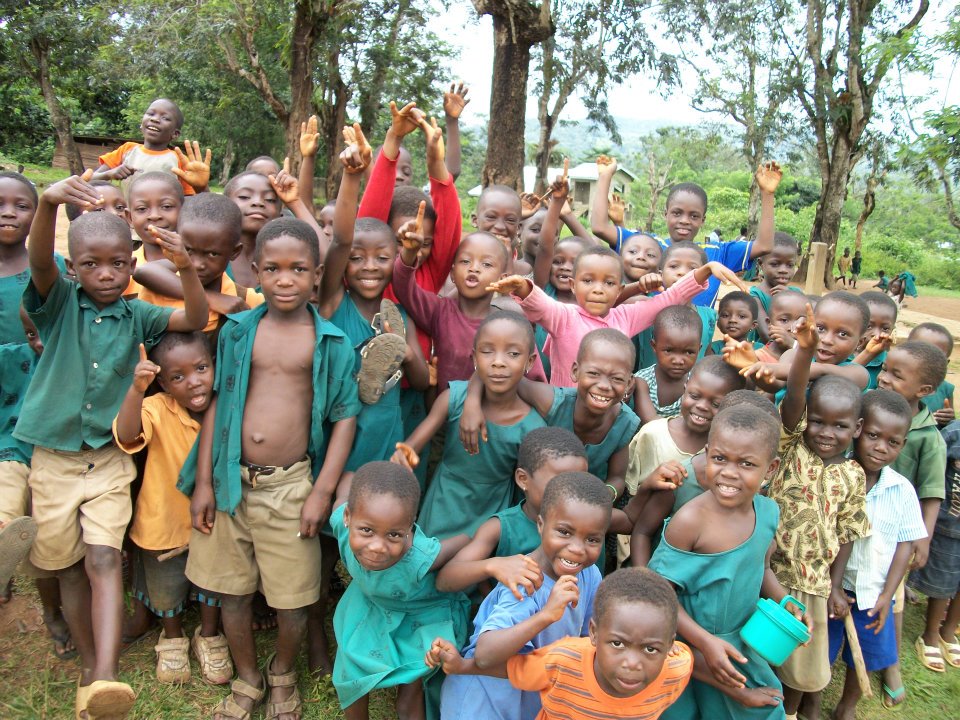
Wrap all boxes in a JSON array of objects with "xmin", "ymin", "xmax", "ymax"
[
  {"xmin": 212, "ymin": 674, "xmax": 265, "ymax": 720},
  {"xmin": 264, "ymin": 654, "xmax": 302, "ymax": 720}
]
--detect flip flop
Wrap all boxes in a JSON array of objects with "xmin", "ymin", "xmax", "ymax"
[
  {"xmin": 939, "ymin": 634, "xmax": 960, "ymax": 669},
  {"xmin": 357, "ymin": 333, "xmax": 406, "ymax": 405},
  {"xmin": 373, "ymin": 298, "xmax": 405, "ymax": 340},
  {"xmin": 85, "ymin": 679, "xmax": 135, "ymax": 719},
  {"xmin": 0, "ymin": 516, "xmax": 36, "ymax": 586},
  {"xmin": 881, "ymin": 684, "xmax": 906, "ymax": 710},
  {"xmin": 48, "ymin": 621, "xmax": 79, "ymax": 661},
  {"xmin": 914, "ymin": 636, "xmax": 945, "ymax": 673}
]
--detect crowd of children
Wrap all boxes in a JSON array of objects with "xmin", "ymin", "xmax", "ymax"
[{"xmin": 0, "ymin": 89, "xmax": 957, "ymax": 720}]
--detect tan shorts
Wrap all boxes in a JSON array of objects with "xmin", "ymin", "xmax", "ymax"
[
  {"xmin": 185, "ymin": 459, "xmax": 320, "ymax": 609},
  {"xmin": 28, "ymin": 446, "xmax": 135, "ymax": 571},
  {"xmin": 776, "ymin": 588, "xmax": 831, "ymax": 692},
  {"xmin": 0, "ymin": 460, "xmax": 53, "ymax": 579}
]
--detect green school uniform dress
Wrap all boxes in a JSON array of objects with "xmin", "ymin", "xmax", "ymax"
[
  {"xmin": 0, "ymin": 255, "xmax": 65, "ymax": 345},
  {"xmin": 543, "ymin": 386, "xmax": 640, "ymax": 480},
  {"xmin": 0, "ymin": 343, "xmax": 38, "ymax": 466},
  {"xmin": 493, "ymin": 503, "xmax": 541, "ymax": 558},
  {"xmin": 328, "ymin": 503, "xmax": 470, "ymax": 711},
  {"xmin": 329, "ymin": 294, "xmax": 405, "ymax": 472},
  {"xmin": 650, "ymin": 495, "xmax": 785, "ymax": 720},
  {"xmin": 418, "ymin": 382, "xmax": 547, "ymax": 540}
]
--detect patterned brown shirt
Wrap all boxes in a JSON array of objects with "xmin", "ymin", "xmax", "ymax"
[{"xmin": 768, "ymin": 414, "xmax": 871, "ymax": 597}]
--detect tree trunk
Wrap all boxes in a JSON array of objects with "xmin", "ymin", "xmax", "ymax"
[
  {"xmin": 220, "ymin": 139, "xmax": 235, "ymax": 186},
  {"xmin": 357, "ymin": 0, "xmax": 410, "ymax": 136},
  {"xmin": 30, "ymin": 41, "xmax": 82, "ymax": 174},
  {"xmin": 474, "ymin": 1, "xmax": 554, "ymax": 190},
  {"xmin": 854, "ymin": 175, "xmax": 878, "ymax": 250},
  {"xmin": 746, "ymin": 180, "xmax": 761, "ymax": 239},
  {"xmin": 810, "ymin": 139, "xmax": 854, "ymax": 289},
  {"xmin": 318, "ymin": 62, "xmax": 349, "ymax": 202},
  {"xmin": 645, "ymin": 156, "xmax": 672, "ymax": 232},
  {"xmin": 285, "ymin": 0, "xmax": 319, "ymax": 175}
]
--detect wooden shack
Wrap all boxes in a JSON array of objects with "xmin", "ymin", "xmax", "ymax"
[{"xmin": 52, "ymin": 134, "xmax": 138, "ymax": 172}]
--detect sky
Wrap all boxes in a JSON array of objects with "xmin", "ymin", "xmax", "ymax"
[{"xmin": 427, "ymin": 2, "xmax": 959, "ymax": 134}]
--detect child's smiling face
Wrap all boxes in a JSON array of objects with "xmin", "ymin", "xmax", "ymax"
[
  {"xmin": 759, "ymin": 246, "xmax": 799, "ymax": 287},
  {"xmin": 536, "ymin": 496, "xmax": 608, "ymax": 580},
  {"xmin": 679, "ymin": 369, "xmax": 730, "ymax": 435},
  {"xmin": 344, "ymin": 492, "xmax": 415, "ymax": 572},
  {"xmin": 0, "ymin": 176, "xmax": 36, "ymax": 247},
  {"xmin": 227, "ymin": 174, "xmax": 282, "ymax": 236},
  {"xmin": 664, "ymin": 191, "xmax": 706, "ymax": 242},
  {"xmin": 140, "ymin": 99, "xmax": 181, "ymax": 149},
  {"xmin": 620, "ymin": 234, "xmax": 662, "ymax": 281},
  {"xmin": 128, "ymin": 178, "xmax": 182, "ymax": 245},
  {"xmin": 520, "ymin": 207, "xmax": 547, "ymax": 260},
  {"xmin": 550, "ymin": 240, "xmax": 584, "ymax": 293},
  {"xmin": 589, "ymin": 601, "xmax": 676, "ymax": 698},
  {"xmin": 573, "ymin": 254, "xmax": 622, "ymax": 317},
  {"xmin": 572, "ymin": 340, "xmax": 635, "ymax": 415},
  {"xmin": 813, "ymin": 299, "xmax": 864, "ymax": 365},
  {"xmin": 705, "ymin": 424, "xmax": 779, "ymax": 508},
  {"xmin": 804, "ymin": 393, "xmax": 861, "ymax": 461},
  {"xmin": 472, "ymin": 189, "xmax": 522, "ymax": 246},
  {"xmin": 854, "ymin": 405, "xmax": 909, "ymax": 476},
  {"xmin": 346, "ymin": 228, "xmax": 396, "ymax": 300},
  {"xmin": 877, "ymin": 347, "xmax": 930, "ymax": 403}
]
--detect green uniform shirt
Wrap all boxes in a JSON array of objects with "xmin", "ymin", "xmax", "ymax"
[
  {"xmin": 891, "ymin": 407, "xmax": 947, "ymax": 500},
  {"xmin": 14, "ymin": 275, "xmax": 173, "ymax": 451},
  {"xmin": 178, "ymin": 303, "xmax": 361, "ymax": 514}
]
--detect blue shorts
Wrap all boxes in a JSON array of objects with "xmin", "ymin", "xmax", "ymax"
[
  {"xmin": 909, "ymin": 529, "xmax": 960, "ymax": 599},
  {"xmin": 827, "ymin": 596, "xmax": 897, "ymax": 672}
]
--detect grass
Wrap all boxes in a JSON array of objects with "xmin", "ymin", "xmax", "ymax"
[{"xmin": 2, "ymin": 576, "xmax": 959, "ymax": 719}]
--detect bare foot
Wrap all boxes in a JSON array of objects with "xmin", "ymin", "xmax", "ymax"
[
  {"xmin": 308, "ymin": 625, "xmax": 334, "ymax": 677},
  {"xmin": 43, "ymin": 608, "xmax": 77, "ymax": 660}
]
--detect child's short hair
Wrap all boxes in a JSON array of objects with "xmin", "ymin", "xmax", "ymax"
[
  {"xmin": 909, "ymin": 322, "xmax": 955, "ymax": 354},
  {"xmin": 67, "ymin": 211, "xmax": 131, "ymax": 257},
  {"xmin": 539, "ymin": 472, "xmax": 613, "ymax": 520},
  {"xmin": 223, "ymin": 170, "xmax": 270, "ymax": 197},
  {"xmin": 180, "ymin": 192, "xmax": 242, "ymax": 239},
  {"xmin": 255, "ymin": 217, "xmax": 320, "ymax": 266},
  {"xmin": 516, "ymin": 427, "xmax": 587, "ymax": 475},
  {"xmin": 355, "ymin": 216, "xmax": 395, "ymax": 243},
  {"xmin": 387, "ymin": 186, "xmax": 437, "ymax": 226},
  {"xmin": 772, "ymin": 231, "xmax": 799, "ymax": 253},
  {"xmin": 809, "ymin": 376, "xmax": 863, "ymax": 417},
  {"xmin": 817, "ymin": 290, "xmax": 870, "ymax": 334},
  {"xmin": 474, "ymin": 310, "xmax": 535, "ymax": 353},
  {"xmin": 594, "ymin": 567, "xmax": 678, "ymax": 629},
  {"xmin": 478, "ymin": 184, "xmax": 521, "ymax": 209},
  {"xmin": 691, "ymin": 355, "xmax": 746, "ymax": 392},
  {"xmin": 653, "ymin": 304, "xmax": 702, "ymax": 339},
  {"xmin": 710, "ymin": 404, "xmax": 780, "ymax": 460},
  {"xmin": 861, "ymin": 389, "xmax": 912, "ymax": 427},
  {"xmin": 665, "ymin": 182, "xmax": 708, "ymax": 213},
  {"xmin": 896, "ymin": 341, "xmax": 949, "ymax": 389},
  {"xmin": 348, "ymin": 461, "xmax": 421, "ymax": 519},
  {"xmin": 717, "ymin": 389, "xmax": 779, "ymax": 420},
  {"xmin": 0, "ymin": 170, "xmax": 38, "ymax": 205},
  {"xmin": 661, "ymin": 240, "xmax": 707, "ymax": 269},
  {"xmin": 149, "ymin": 330, "xmax": 210, "ymax": 365},
  {"xmin": 770, "ymin": 290, "xmax": 807, "ymax": 314},
  {"xmin": 718, "ymin": 291, "xmax": 759, "ymax": 320},
  {"xmin": 127, "ymin": 171, "xmax": 185, "ymax": 203},
  {"xmin": 244, "ymin": 156, "xmax": 280, "ymax": 174},
  {"xmin": 459, "ymin": 231, "xmax": 510, "ymax": 268},
  {"xmin": 578, "ymin": 328, "xmax": 635, "ymax": 367},
  {"xmin": 572, "ymin": 246, "xmax": 623, "ymax": 278},
  {"xmin": 859, "ymin": 290, "xmax": 898, "ymax": 321}
]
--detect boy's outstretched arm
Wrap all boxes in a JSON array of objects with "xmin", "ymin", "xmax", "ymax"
[
  {"xmin": 391, "ymin": 389, "xmax": 451, "ymax": 470},
  {"xmin": 30, "ymin": 172, "xmax": 102, "ymax": 297},
  {"xmin": 149, "ymin": 226, "xmax": 209, "ymax": 331},
  {"xmin": 749, "ymin": 162, "xmax": 781, "ymax": 259},
  {"xmin": 298, "ymin": 115, "xmax": 320, "ymax": 213},
  {"xmin": 114, "ymin": 344, "xmax": 160, "ymax": 444},
  {"xmin": 779, "ymin": 303, "xmax": 817, "ymax": 431},
  {"xmin": 590, "ymin": 155, "xmax": 619, "ymax": 248},
  {"xmin": 318, "ymin": 124, "xmax": 371, "ymax": 316},
  {"xmin": 443, "ymin": 82, "xmax": 469, "ymax": 180},
  {"xmin": 190, "ymin": 397, "xmax": 219, "ymax": 535}
]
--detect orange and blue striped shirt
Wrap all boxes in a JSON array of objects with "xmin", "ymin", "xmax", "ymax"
[{"xmin": 506, "ymin": 636, "xmax": 692, "ymax": 720}]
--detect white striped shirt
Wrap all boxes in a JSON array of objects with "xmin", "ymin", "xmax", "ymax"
[{"xmin": 843, "ymin": 466, "xmax": 928, "ymax": 609}]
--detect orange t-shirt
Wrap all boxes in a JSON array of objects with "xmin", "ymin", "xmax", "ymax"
[
  {"xmin": 98, "ymin": 142, "xmax": 196, "ymax": 196},
  {"xmin": 113, "ymin": 393, "xmax": 199, "ymax": 550},
  {"xmin": 506, "ymin": 636, "xmax": 692, "ymax": 720},
  {"xmin": 137, "ymin": 273, "xmax": 264, "ymax": 332}
]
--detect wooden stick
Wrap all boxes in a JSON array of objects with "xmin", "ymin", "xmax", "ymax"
[
  {"xmin": 843, "ymin": 613, "xmax": 873, "ymax": 698},
  {"xmin": 157, "ymin": 544, "xmax": 189, "ymax": 562}
]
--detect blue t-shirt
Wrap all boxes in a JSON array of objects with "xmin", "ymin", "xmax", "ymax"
[{"xmin": 439, "ymin": 566, "xmax": 601, "ymax": 720}]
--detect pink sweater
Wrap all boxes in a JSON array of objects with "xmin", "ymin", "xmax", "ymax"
[{"xmin": 516, "ymin": 272, "xmax": 708, "ymax": 386}]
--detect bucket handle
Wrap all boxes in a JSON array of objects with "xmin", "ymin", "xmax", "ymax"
[{"xmin": 780, "ymin": 595, "xmax": 806, "ymax": 614}]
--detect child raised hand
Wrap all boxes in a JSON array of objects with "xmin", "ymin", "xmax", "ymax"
[
  {"xmin": 596, "ymin": 154, "xmax": 617, "ymax": 178},
  {"xmin": 397, "ymin": 200, "xmax": 427, "ymax": 266},
  {"xmin": 755, "ymin": 160, "xmax": 782, "ymax": 194},
  {"xmin": 341, "ymin": 123, "xmax": 373, "ymax": 174},
  {"xmin": 298, "ymin": 114, "xmax": 321, "ymax": 212},
  {"xmin": 443, "ymin": 82, "xmax": 470, "ymax": 119},
  {"xmin": 268, "ymin": 157, "xmax": 300, "ymax": 206},
  {"xmin": 171, "ymin": 141, "xmax": 212, "ymax": 192},
  {"xmin": 299, "ymin": 114, "xmax": 320, "ymax": 159},
  {"xmin": 608, "ymin": 193, "xmax": 626, "ymax": 225},
  {"xmin": 44, "ymin": 169, "xmax": 104, "ymax": 209},
  {"xmin": 390, "ymin": 100, "xmax": 425, "ymax": 140},
  {"xmin": 418, "ymin": 115, "xmax": 448, "ymax": 181},
  {"xmin": 131, "ymin": 343, "xmax": 161, "ymax": 394},
  {"xmin": 147, "ymin": 225, "xmax": 192, "ymax": 270}
]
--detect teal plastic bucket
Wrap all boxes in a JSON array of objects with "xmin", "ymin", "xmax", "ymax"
[{"xmin": 740, "ymin": 595, "xmax": 810, "ymax": 666}]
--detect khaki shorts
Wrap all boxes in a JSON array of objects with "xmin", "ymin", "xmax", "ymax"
[
  {"xmin": 28, "ymin": 446, "xmax": 135, "ymax": 571},
  {"xmin": 776, "ymin": 588, "xmax": 831, "ymax": 692},
  {"xmin": 0, "ymin": 460, "xmax": 53, "ymax": 579},
  {"xmin": 185, "ymin": 459, "xmax": 320, "ymax": 609}
]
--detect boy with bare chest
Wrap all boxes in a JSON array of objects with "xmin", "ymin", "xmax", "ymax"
[{"xmin": 181, "ymin": 217, "xmax": 360, "ymax": 720}]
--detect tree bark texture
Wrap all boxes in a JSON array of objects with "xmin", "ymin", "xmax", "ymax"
[{"xmin": 30, "ymin": 40, "xmax": 82, "ymax": 175}]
